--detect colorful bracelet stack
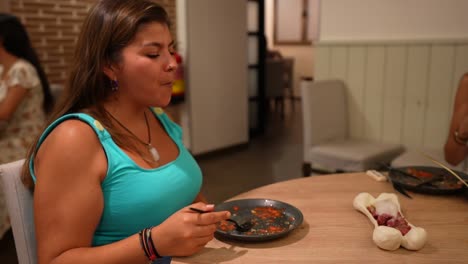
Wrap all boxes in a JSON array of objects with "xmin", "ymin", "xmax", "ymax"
[{"xmin": 139, "ymin": 227, "xmax": 162, "ymax": 262}]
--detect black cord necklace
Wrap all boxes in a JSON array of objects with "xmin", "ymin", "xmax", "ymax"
[{"xmin": 105, "ymin": 110, "xmax": 160, "ymax": 162}]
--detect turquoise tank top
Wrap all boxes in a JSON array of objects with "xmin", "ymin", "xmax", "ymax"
[{"xmin": 29, "ymin": 108, "xmax": 203, "ymax": 246}]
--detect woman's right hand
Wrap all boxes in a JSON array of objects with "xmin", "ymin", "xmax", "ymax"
[{"xmin": 151, "ymin": 203, "xmax": 231, "ymax": 257}]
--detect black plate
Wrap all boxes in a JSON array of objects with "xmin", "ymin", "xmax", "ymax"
[
  {"xmin": 389, "ymin": 166, "xmax": 468, "ymax": 195},
  {"xmin": 214, "ymin": 199, "xmax": 303, "ymax": 242}
]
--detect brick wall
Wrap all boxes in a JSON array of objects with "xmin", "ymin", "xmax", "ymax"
[{"xmin": 10, "ymin": 0, "xmax": 177, "ymax": 86}]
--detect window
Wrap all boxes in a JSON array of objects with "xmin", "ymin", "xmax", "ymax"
[{"xmin": 273, "ymin": 0, "xmax": 320, "ymax": 45}]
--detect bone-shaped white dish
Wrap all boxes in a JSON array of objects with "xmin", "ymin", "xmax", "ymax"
[{"xmin": 353, "ymin": 192, "xmax": 427, "ymax": 251}]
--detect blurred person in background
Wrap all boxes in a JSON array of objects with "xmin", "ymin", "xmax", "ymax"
[
  {"xmin": 445, "ymin": 73, "xmax": 468, "ymax": 166},
  {"xmin": 0, "ymin": 13, "xmax": 54, "ymax": 239}
]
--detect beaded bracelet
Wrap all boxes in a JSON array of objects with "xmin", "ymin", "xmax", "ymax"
[
  {"xmin": 138, "ymin": 227, "xmax": 162, "ymax": 262},
  {"xmin": 147, "ymin": 227, "xmax": 162, "ymax": 259},
  {"xmin": 138, "ymin": 229, "xmax": 154, "ymax": 261},
  {"xmin": 138, "ymin": 230, "xmax": 150, "ymax": 260}
]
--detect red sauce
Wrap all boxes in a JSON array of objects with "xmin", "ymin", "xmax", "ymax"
[
  {"xmin": 406, "ymin": 168, "xmax": 433, "ymax": 178},
  {"xmin": 217, "ymin": 206, "xmax": 294, "ymax": 236}
]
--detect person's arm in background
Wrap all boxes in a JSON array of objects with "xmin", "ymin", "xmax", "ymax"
[
  {"xmin": 0, "ymin": 84, "xmax": 29, "ymax": 129},
  {"xmin": 445, "ymin": 73, "xmax": 468, "ymax": 165},
  {"xmin": 0, "ymin": 84, "xmax": 29, "ymax": 120}
]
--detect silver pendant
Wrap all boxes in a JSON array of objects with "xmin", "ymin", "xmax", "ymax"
[{"xmin": 148, "ymin": 144, "xmax": 160, "ymax": 162}]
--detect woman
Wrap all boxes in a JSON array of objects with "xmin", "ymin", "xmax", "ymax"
[
  {"xmin": 22, "ymin": 0, "xmax": 230, "ymax": 263},
  {"xmin": 0, "ymin": 14, "xmax": 54, "ymax": 239},
  {"xmin": 445, "ymin": 73, "xmax": 468, "ymax": 166}
]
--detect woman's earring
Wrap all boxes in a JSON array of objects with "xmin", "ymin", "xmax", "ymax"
[{"xmin": 110, "ymin": 79, "xmax": 119, "ymax": 91}]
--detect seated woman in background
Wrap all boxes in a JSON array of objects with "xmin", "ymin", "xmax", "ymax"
[
  {"xmin": 0, "ymin": 13, "xmax": 54, "ymax": 162},
  {"xmin": 445, "ymin": 73, "xmax": 468, "ymax": 166},
  {"xmin": 0, "ymin": 14, "xmax": 54, "ymax": 238}
]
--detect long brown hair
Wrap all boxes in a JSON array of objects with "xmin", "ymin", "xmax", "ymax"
[{"xmin": 21, "ymin": 0, "xmax": 171, "ymax": 189}]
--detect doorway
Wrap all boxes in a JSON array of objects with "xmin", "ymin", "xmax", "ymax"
[{"xmin": 247, "ymin": 0, "xmax": 267, "ymax": 136}]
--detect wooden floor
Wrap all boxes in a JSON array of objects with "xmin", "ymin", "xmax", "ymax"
[{"xmin": 0, "ymin": 100, "xmax": 303, "ymax": 263}]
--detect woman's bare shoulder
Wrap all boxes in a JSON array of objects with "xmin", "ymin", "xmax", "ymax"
[
  {"xmin": 41, "ymin": 119, "xmax": 101, "ymax": 149},
  {"xmin": 35, "ymin": 119, "xmax": 107, "ymax": 180}
]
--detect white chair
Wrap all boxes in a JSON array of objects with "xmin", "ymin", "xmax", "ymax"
[
  {"xmin": 0, "ymin": 159, "xmax": 37, "ymax": 264},
  {"xmin": 301, "ymin": 79, "xmax": 404, "ymax": 175}
]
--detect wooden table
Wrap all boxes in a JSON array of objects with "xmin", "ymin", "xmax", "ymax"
[{"xmin": 173, "ymin": 173, "xmax": 468, "ymax": 263}]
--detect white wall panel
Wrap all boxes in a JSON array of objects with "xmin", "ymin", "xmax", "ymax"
[
  {"xmin": 402, "ymin": 45, "xmax": 430, "ymax": 148},
  {"xmin": 185, "ymin": 0, "xmax": 248, "ymax": 154},
  {"xmin": 450, "ymin": 45, "xmax": 468, "ymax": 113},
  {"xmin": 320, "ymin": 0, "xmax": 468, "ymax": 41},
  {"xmin": 424, "ymin": 45, "xmax": 455, "ymax": 148},
  {"xmin": 315, "ymin": 39, "xmax": 468, "ymax": 150},
  {"xmin": 314, "ymin": 46, "xmax": 331, "ymax": 80},
  {"xmin": 382, "ymin": 46, "xmax": 406, "ymax": 143},
  {"xmin": 363, "ymin": 47, "xmax": 385, "ymax": 140},
  {"xmin": 329, "ymin": 47, "xmax": 348, "ymax": 81},
  {"xmin": 347, "ymin": 47, "xmax": 366, "ymax": 138}
]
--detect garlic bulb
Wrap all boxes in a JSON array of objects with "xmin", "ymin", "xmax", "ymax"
[
  {"xmin": 373, "ymin": 199, "xmax": 399, "ymax": 217},
  {"xmin": 353, "ymin": 192, "xmax": 427, "ymax": 251},
  {"xmin": 373, "ymin": 226, "xmax": 402, "ymax": 251}
]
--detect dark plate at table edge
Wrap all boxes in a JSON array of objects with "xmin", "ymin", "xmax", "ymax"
[
  {"xmin": 389, "ymin": 166, "xmax": 468, "ymax": 195},
  {"xmin": 214, "ymin": 198, "xmax": 304, "ymax": 242}
]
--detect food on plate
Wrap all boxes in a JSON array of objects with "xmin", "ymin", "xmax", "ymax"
[
  {"xmin": 353, "ymin": 192, "xmax": 427, "ymax": 251},
  {"xmin": 367, "ymin": 202, "xmax": 411, "ymax": 235},
  {"xmin": 217, "ymin": 206, "xmax": 294, "ymax": 236},
  {"xmin": 406, "ymin": 168, "xmax": 434, "ymax": 178},
  {"xmin": 393, "ymin": 167, "xmax": 465, "ymax": 191}
]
